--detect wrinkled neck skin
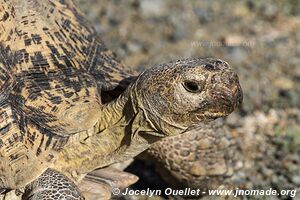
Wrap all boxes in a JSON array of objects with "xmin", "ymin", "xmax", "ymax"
[
  {"xmin": 53, "ymin": 84, "xmax": 161, "ymax": 183},
  {"xmin": 98, "ymin": 85, "xmax": 163, "ymax": 160}
]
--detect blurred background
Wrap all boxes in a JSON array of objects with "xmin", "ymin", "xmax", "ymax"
[{"xmin": 75, "ymin": 0, "xmax": 300, "ymax": 199}]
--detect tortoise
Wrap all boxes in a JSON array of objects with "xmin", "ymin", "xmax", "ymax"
[{"xmin": 0, "ymin": 0, "xmax": 242, "ymax": 199}]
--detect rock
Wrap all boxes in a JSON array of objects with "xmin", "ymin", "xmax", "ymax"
[
  {"xmin": 140, "ymin": 0, "xmax": 167, "ymax": 17},
  {"xmin": 259, "ymin": 3, "xmax": 279, "ymax": 20},
  {"xmin": 292, "ymin": 175, "xmax": 300, "ymax": 185},
  {"xmin": 273, "ymin": 78, "xmax": 295, "ymax": 90},
  {"xmin": 193, "ymin": 8, "xmax": 211, "ymax": 24}
]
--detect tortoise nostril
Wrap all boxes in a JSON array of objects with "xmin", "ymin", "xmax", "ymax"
[
  {"xmin": 215, "ymin": 60, "xmax": 223, "ymax": 65},
  {"xmin": 182, "ymin": 80, "xmax": 202, "ymax": 93}
]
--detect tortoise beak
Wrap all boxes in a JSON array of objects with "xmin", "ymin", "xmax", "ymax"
[
  {"xmin": 210, "ymin": 83, "xmax": 243, "ymax": 115},
  {"xmin": 223, "ymin": 83, "xmax": 243, "ymax": 110}
]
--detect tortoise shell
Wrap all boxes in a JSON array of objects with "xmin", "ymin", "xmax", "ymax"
[{"xmin": 0, "ymin": 0, "xmax": 133, "ymax": 189}]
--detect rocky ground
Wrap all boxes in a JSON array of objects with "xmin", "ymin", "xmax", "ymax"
[{"xmin": 76, "ymin": 0, "xmax": 300, "ymax": 199}]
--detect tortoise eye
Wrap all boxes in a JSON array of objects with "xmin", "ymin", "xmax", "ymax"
[{"xmin": 182, "ymin": 80, "xmax": 202, "ymax": 93}]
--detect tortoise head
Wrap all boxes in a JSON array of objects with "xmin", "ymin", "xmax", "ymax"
[{"xmin": 132, "ymin": 58, "xmax": 243, "ymax": 136}]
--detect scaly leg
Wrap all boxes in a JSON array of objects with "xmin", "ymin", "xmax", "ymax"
[{"xmin": 24, "ymin": 169, "xmax": 84, "ymax": 200}]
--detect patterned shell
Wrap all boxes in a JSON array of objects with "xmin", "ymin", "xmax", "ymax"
[{"xmin": 0, "ymin": 0, "xmax": 132, "ymax": 189}]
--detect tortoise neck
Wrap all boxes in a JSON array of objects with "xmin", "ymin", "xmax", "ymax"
[
  {"xmin": 98, "ymin": 83, "xmax": 162, "ymax": 153},
  {"xmin": 94, "ymin": 85, "xmax": 162, "ymax": 167},
  {"xmin": 98, "ymin": 83, "xmax": 161, "ymax": 134},
  {"xmin": 98, "ymin": 87, "xmax": 134, "ymax": 132}
]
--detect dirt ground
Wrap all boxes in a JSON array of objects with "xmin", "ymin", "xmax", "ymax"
[{"xmin": 76, "ymin": 1, "xmax": 300, "ymax": 199}]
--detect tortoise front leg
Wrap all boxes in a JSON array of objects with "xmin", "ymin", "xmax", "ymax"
[{"xmin": 24, "ymin": 169, "xmax": 84, "ymax": 200}]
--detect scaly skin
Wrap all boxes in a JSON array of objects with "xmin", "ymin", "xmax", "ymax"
[
  {"xmin": 0, "ymin": 0, "xmax": 242, "ymax": 199},
  {"xmin": 145, "ymin": 120, "xmax": 237, "ymax": 190}
]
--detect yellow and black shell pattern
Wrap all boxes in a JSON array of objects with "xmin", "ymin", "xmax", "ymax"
[{"xmin": 0, "ymin": 0, "xmax": 131, "ymax": 189}]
